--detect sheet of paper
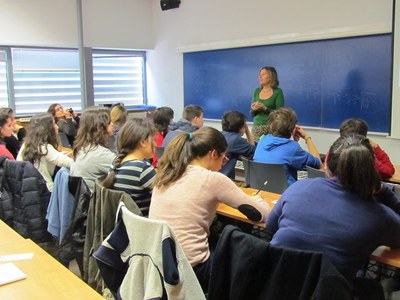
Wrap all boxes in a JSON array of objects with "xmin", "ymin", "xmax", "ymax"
[
  {"xmin": 0, "ymin": 253, "xmax": 34, "ymax": 262},
  {"xmin": 0, "ymin": 262, "xmax": 27, "ymax": 286}
]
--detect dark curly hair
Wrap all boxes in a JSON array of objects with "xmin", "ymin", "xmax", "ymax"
[{"xmin": 22, "ymin": 113, "xmax": 58, "ymax": 165}]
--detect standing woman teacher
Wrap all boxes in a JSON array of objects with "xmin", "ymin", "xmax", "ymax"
[{"xmin": 251, "ymin": 66, "xmax": 284, "ymax": 142}]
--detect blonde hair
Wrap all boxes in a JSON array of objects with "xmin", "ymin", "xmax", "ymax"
[{"xmin": 111, "ymin": 104, "xmax": 128, "ymax": 126}]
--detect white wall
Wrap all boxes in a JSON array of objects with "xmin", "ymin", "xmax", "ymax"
[
  {"xmin": 0, "ymin": 0, "xmax": 154, "ymax": 49},
  {"xmin": 147, "ymin": 0, "xmax": 400, "ymax": 164},
  {"xmin": 0, "ymin": 0, "xmax": 78, "ymax": 47},
  {"xmin": 82, "ymin": 0, "xmax": 153, "ymax": 49}
]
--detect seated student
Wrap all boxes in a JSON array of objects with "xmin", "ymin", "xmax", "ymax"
[
  {"xmin": 110, "ymin": 103, "xmax": 128, "ymax": 137},
  {"xmin": 109, "ymin": 103, "xmax": 128, "ymax": 152},
  {"xmin": 162, "ymin": 104, "xmax": 204, "ymax": 148},
  {"xmin": 149, "ymin": 127, "xmax": 270, "ymax": 291},
  {"xmin": 17, "ymin": 113, "xmax": 73, "ymax": 192},
  {"xmin": 0, "ymin": 107, "xmax": 25, "ymax": 158},
  {"xmin": 219, "ymin": 111, "xmax": 255, "ymax": 179},
  {"xmin": 48, "ymin": 103, "xmax": 79, "ymax": 146},
  {"xmin": 70, "ymin": 107, "xmax": 116, "ymax": 192},
  {"xmin": 339, "ymin": 118, "xmax": 394, "ymax": 179},
  {"xmin": 0, "ymin": 111, "xmax": 16, "ymax": 160},
  {"xmin": 253, "ymin": 107, "xmax": 321, "ymax": 186},
  {"xmin": 102, "ymin": 118, "xmax": 157, "ymax": 216},
  {"xmin": 266, "ymin": 134, "xmax": 400, "ymax": 300},
  {"xmin": 151, "ymin": 106, "xmax": 174, "ymax": 167}
]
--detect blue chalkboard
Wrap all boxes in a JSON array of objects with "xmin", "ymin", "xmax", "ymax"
[{"xmin": 184, "ymin": 34, "xmax": 392, "ymax": 133}]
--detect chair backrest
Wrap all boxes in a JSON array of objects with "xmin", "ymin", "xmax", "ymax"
[
  {"xmin": 306, "ymin": 165, "xmax": 327, "ymax": 179},
  {"xmin": 155, "ymin": 146, "xmax": 165, "ymax": 160},
  {"xmin": 242, "ymin": 158, "xmax": 288, "ymax": 194},
  {"xmin": 208, "ymin": 225, "xmax": 353, "ymax": 300},
  {"xmin": 93, "ymin": 204, "xmax": 205, "ymax": 299},
  {"xmin": 58, "ymin": 131, "xmax": 71, "ymax": 148},
  {"xmin": 384, "ymin": 182, "xmax": 400, "ymax": 197}
]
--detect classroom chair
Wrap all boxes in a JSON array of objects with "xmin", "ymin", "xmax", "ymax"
[
  {"xmin": 47, "ymin": 172, "xmax": 91, "ymax": 277},
  {"xmin": 83, "ymin": 179, "xmax": 142, "ymax": 291},
  {"xmin": 93, "ymin": 203, "xmax": 205, "ymax": 299},
  {"xmin": 155, "ymin": 146, "xmax": 165, "ymax": 160},
  {"xmin": 242, "ymin": 158, "xmax": 288, "ymax": 194},
  {"xmin": 306, "ymin": 165, "xmax": 327, "ymax": 179},
  {"xmin": 208, "ymin": 225, "xmax": 353, "ymax": 300}
]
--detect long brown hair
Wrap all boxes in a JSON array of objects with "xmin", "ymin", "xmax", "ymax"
[
  {"xmin": 23, "ymin": 113, "xmax": 58, "ymax": 165},
  {"xmin": 153, "ymin": 107, "xmax": 174, "ymax": 137},
  {"xmin": 327, "ymin": 134, "xmax": 380, "ymax": 199},
  {"xmin": 72, "ymin": 106, "xmax": 111, "ymax": 158},
  {"xmin": 102, "ymin": 118, "xmax": 156, "ymax": 188},
  {"xmin": 155, "ymin": 126, "xmax": 227, "ymax": 188}
]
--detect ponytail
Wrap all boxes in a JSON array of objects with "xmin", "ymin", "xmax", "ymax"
[
  {"xmin": 155, "ymin": 127, "xmax": 227, "ymax": 188},
  {"xmin": 102, "ymin": 118, "xmax": 156, "ymax": 189},
  {"xmin": 327, "ymin": 134, "xmax": 380, "ymax": 199},
  {"xmin": 102, "ymin": 151, "xmax": 127, "ymax": 188}
]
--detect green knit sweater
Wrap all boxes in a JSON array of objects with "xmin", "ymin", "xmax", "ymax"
[{"xmin": 251, "ymin": 87, "xmax": 284, "ymax": 125}]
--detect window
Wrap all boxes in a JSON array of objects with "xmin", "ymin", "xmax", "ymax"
[
  {"xmin": 93, "ymin": 50, "xmax": 146, "ymax": 106},
  {"xmin": 0, "ymin": 47, "xmax": 147, "ymax": 116},
  {"xmin": 12, "ymin": 48, "xmax": 81, "ymax": 115},
  {"xmin": 0, "ymin": 50, "xmax": 10, "ymax": 108}
]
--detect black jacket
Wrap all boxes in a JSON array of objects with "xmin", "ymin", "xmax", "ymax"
[
  {"xmin": 57, "ymin": 175, "xmax": 92, "ymax": 271},
  {"xmin": 208, "ymin": 225, "xmax": 354, "ymax": 300},
  {"xmin": 0, "ymin": 156, "xmax": 51, "ymax": 243}
]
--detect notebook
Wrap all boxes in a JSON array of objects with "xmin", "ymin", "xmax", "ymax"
[{"xmin": 0, "ymin": 263, "xmax": 27, "ymax": 286}]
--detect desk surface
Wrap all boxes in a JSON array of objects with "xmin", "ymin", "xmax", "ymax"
[
  {"xmin": 371, "ymin": 246, "xmax": 400, "ymax": 268},
  {"xmin": 0, "ymin": 220, "xmax": 25, "ymax": 243},
  {"xmin": 216, "ymin": 187, "xmax": 280, "ymax": 227},
  {"xmin": 0, "ymin": 239, "xmax": 102, "ymax": 299},
  {"xmin": 386, "ymin": 165, "xmax": 400, "ymax": 184}
]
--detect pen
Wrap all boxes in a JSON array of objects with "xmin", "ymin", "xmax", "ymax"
[{"xmin": 254, "ymin": 180, "xmax": 268, "ymax": 195}]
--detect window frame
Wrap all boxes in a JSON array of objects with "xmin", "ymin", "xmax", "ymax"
[{"xmin": 0, "ymin": 46, "xmax": 147, "ymax": 116}]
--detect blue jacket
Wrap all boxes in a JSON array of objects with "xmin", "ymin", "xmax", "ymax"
[
  {"xmin": 47, "ymin": 167, "xmax": 75, "ymax": 242},
  {"xmin": 162, "ymin": 118, "xmax": 198, "ymax": 148},
  {"xmin": 253, "ymin": 134, "xmax": 320, "ymax": 185},
  {"xmin": 220, "ymin": 131, "xmax": 255, "ymax": 178}
]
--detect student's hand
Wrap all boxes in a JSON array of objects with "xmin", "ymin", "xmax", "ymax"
[
  {"xmin": 251, "ymin": 194, "xmax": 265, "ymax": 204},
  {"xmin": 294, "ymin": 125, "xmax": 307, "ymax": 139},
  {"xmin": 292, "ymin": 132, "xmax": 300, "ymax": 142},
  {"xmin": 64, "ymin": 108, "xmax": 72, "ymax": 118}
]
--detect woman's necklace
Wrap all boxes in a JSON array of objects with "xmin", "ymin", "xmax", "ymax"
[{"xmin": 262, "ymin": 87, "xmax": 272, "ymax": 93}]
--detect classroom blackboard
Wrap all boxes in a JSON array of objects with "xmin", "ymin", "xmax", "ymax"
[{"xmin": 183, "ymin": 34, "xmax": 392, "ymax": 133}]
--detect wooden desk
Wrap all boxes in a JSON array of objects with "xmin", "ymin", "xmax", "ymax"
[
  {"xmin": 0, "ymin": 239, "xmax": 102, "ymax": 299},
  {"xmin": 385, "ymin": 165, "xmax": 400, "ymax": 184},
  {"xmin": 0, "ymin": 220, "xmax": 25, "ymax": 243},
  {"xmin": 57, "ymin": 146, "xmax": 73, "ymax": 157},
  {"xmin": 371, "ymin": 246, "xmax": 400, "ymax": 269},
  {"xmin": 216, "ymin": 187, "xmax": 280, "ymax": 227}
]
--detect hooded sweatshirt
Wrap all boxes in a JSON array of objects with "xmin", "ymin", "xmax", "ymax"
[
  {"xmin": 253, "ymin": 134, "xmax": 320, "ymax": 185},
  {"xmin": 162, "ymin": 118, "xmax": 198, "ymax": 148}
]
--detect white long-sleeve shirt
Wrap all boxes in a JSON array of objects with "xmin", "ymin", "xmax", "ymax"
[
  {"xmin": 149, "ymin": 165, "xmax": 270, "ymax": 267},
  {"xmin": 17, "ymin": 143, "xmax": 73, "ymax": 192}
]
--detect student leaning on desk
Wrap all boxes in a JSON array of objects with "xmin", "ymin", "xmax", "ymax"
[
  {"xmin": 149, "ymin": 127, "xmax": 270, "ymax": 293},
  {"xmin": 266, "ymin": 134, "xmax": 400, "ymax": 300}
]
